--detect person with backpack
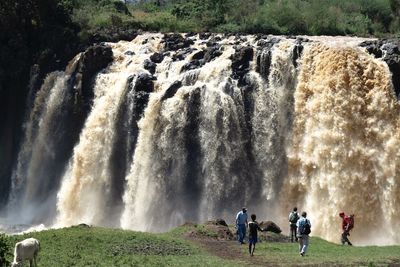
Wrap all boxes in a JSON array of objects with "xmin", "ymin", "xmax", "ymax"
[
  {"xmin": 288, "ymin": 207, "xmax": 300, "ymax": 242},
  {"xmin": 339, "ymin": 212, "xmax": 354, "ymax": 246},
  {"xmin": 248, "ymin": 214, "xmax": 264, "ymax": 256},
  {"xmin": 297, "ymin": 211, "xmax": 311, "ymax": 256}
]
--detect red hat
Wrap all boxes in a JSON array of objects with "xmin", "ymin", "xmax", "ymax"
[{"xmin": 339, "ymin": 212, "xmax": 345, "ymax": 217}]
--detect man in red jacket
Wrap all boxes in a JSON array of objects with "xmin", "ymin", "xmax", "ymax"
[{"xmin": 339, "ymin": 212, "xmax": 354, "ymax": 246}]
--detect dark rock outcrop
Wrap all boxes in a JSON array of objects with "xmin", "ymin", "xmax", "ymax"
[
  {"xmin": 144, "ymin": 59, "xmax": 156, "ymax": 74},
  {"xmin": 199, "ymin": 32, "xmax": 212, "ymax": 40},
  {"xmin": 162, "ymin": 81, "xmax": 182, "ymax": 101},
  {"xmin": 72, "ymin": 44, "xmax": 113, "ymax": 114},
  {"xmin": 181, "ymin": 59, "xmax": 202, "ymax": 72},
  {"xmin": 88, "ymin": 26, "xmax": 138, "ymax": 43},
  {"xmin": 256, "ymin": 37, "xmax": 281, "ymax": 80},
  {"xmin": 192, "ymin": 50, "xmax": 205, "ymax": 60},
  {"xmin": 172, "ymin": 48, "xmax": 194, "ymax": 61},
  {"xmin": 208, "ymin": 219, "xmax": 228, "ymax": 227},
  {"xmin": 150, "ymin": 52, "xmax": 164, "ymax": 63},
  {"xmin": 133, "ymin": 73, "xmax": 155, "ymax": 114},
  {"xmin": 204, "ymin": 47, "xmax": 222, "ymax": 63},
  {"xmin": 231, "ymin": 46, "xmax": 254, "ymax": 86},
  {"xmin": 360, "ymin": 39, "xmax": 400, "ymax": 98},
  {"xmin": 259, "ymin": 221, "xmax": 282, "ymax": 234},
  {"xmin": 163, "ymin": 33, "xmax": 194, "ymax": 51}
]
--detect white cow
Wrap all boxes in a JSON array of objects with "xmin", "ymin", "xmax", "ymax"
[{"xmin": 11, "ymin": 238, "xmax": 40, "ymax": 267}]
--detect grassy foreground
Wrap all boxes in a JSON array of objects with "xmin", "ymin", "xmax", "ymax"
[
  {"xmin": 3, "ymin": 224, "xmax": 400, "ymax": 267},
  {"xmin": 252, "ymin": 236, "xmax": 400, "ymax": 266}
]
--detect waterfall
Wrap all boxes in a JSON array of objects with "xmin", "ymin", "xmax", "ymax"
[
  {"xmin": 283, "ymin": 43, "xmax": 400, "ymax": 245},
  {"xmin": 2, "ymin": 33, "xmax": 400, "ymax": 245},
  {"xmin": 56, "ymin": 35, "xmax": 161, "ymax": 227},
  {"xmin": 5, "ymin": 54, "xmax": 82, "ymax": 224}
]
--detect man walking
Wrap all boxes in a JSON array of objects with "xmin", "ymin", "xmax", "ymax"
[
  {"xmin": 297, "ymin": 211, "xmax": 311, "ymax": 256},
  {"xmin": 289, "ymin": 207, "xmax": 299, "ymax": 242},
  {"xmin": 235, "ymin": 207, "xmax": 248, "ymax": 244},
  {"xmin": 339, "ymin": 212, "xmax": 354, "ymax": 246}
]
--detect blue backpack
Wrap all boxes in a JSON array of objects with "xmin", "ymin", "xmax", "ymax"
[{"xmin": 299, "ymin": 219, "xmax": 311, "ymax": 235}]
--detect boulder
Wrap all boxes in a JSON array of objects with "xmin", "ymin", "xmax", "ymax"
[
  {"xmin": 199, "ymin": 32, "xmax": 212, "ymax": 40},
  {"xmin": 163, "ymin": 33, "xmax": 194, "ymax": 51},
  {"xmin": 181, "ymin": 59, "xmax": 201, "ymax": 73},
  {"xmin": 204, "ymin": 47, "xmax": 222, "ymax": 63},
  {"xmin": 150, "ymin": 52, "xmax": 164, "ymax": 63},
  {"xmin": 259, "ymin": 221, "xmax": 282, "ymax": 234},
  {"xmin": 143, "ymin": 59, "xmax": 156, "ymax": 74},
  {"xmin": 161, "ymin": 81, "xmax": 182, "ymax": 101}
]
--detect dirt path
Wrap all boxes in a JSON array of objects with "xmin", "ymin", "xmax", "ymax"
[{"xmin": 189, "ymin": 238, "xmax": 274, "ymax": 266}]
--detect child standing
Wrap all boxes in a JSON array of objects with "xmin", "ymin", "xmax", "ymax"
[{"xmin": 248, "ymin": 214, "xmax": 264, "ymax": 256}]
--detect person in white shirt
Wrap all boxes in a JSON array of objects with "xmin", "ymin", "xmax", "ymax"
[
  {"xmin": 296, "ymin": 211, "xmax": 311, "ymax": 256},
  {"xmin": 235, "ymin": 207, "xmax": 248, "ymax": 244}
]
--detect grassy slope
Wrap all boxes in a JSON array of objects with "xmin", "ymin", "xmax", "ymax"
[
  {"xmin": 5, "ymin": 225, "xmax": 400, "ymax": 266},
  {"xmin": 251, "ymin": 235, "xmax": 400, "ymax": 266},
  {"xmin": 6, "ymin": 226, "xmax": 240, "ymax": 267}
]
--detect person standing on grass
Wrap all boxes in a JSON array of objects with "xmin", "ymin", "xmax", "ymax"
[
  {"xmin": 235, "ymin": 207, "xmax": 248, "ymax": 244},
  {"xmin": 297, "ymin": 211, "xmax": 311, "ymax": 256},
  {"xmin": 288, "ymin": 207, "xmax": 299, "ymax": 242},
  {"xmin": 248, "ymin": 214, "xmax": 264, "ymax": 256},
  {"xmin": 339, "ymin": 212, "xmax": 354, "ymax": 246}
]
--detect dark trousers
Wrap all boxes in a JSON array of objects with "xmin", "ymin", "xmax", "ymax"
[
  {"xmin": 341, "ymin": 231, "xmax": 352, "ymax": 245},
  {"xmin": 290, "ymin": 224, "xmax": 298, "ymax": 242}
]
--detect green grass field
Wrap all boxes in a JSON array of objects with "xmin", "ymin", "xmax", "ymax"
[
  {"xmin": 3, "ymin": 225, "xmax": 400, "ymax": 267},
  {"xmin": 251, "ymin": 235, "xmax": 400, "ymax": 266}
]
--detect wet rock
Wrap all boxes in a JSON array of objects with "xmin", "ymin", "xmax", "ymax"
[
  {"xmin": 150, "ymin": 52, "xmax": 164, "ymax": 63},
  {"xmin": 203, "ymin": 47, "xmax": 222, "ymax": 63},
  {"xmin": 360, "ymin": 39, "xmax": 400, "ymax": 98},
  {"xmin": 124, "ymin": 50, "xmax": 135, "ymax": 56},
  {"xmin": 73, "ymin": 44, "xmax": 113, "ymax": 111},
  {"xmin": 292, "ymin": 44, "xmax": 304, "ymax": 68},
  {"xmin": 231, "ymin": 46, "xmax": 254, "ymax": 86},
  {"xmin": 181, "ymin": 59, "xmax": 202, "ymax": 73},
  {"xmin": 131, "ymin": 73, "xmax": 155, "ymax": 116},
  {"xmin": 88, "ymin": 26, "xmax": 138, "ymax": 43},
  {"xmin": 172, "ymin": 48, "xmax": 194, "ymax": 61},
  {"xmin": 185, "ymin": 32, "xmax": 196, "ymax": 38},
  {"xmin": 143, "ymin": 59, "xmax": 156, "ymax": 74},
  {"xmin": 207, "ymin": 36, "xmax": 222, "ymax": 47},
  {"xmin": 163, "ymin": 33, "xmax": 194, "ymax": 51},
  {"xmin": 199, "ymin": 32, "xmax": 212, "ymax": 40},
  {"xmin": 257, "ymin": 37, "xmax": 281, "ymax": 48},
  {"xmin": 192, "ymin": 50, "xmax": 205, "ymax": 60},
  {"xmin": 161, "ymin": 81, "xmax": 182, "ymax": 101},
  {"xmin": 360, "ymin": 40, "xmax": 383, "ymax": 58},
  {"xmin": 256, "ymin": 38, "xmax": 281, "ymax": 80}
]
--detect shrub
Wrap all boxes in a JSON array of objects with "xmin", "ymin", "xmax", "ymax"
[{"xmin": 0, "ymin": 233, "xmax": 11, "ymax": 267}]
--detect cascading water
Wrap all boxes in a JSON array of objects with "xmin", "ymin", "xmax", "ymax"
[
  {"xmin": 5, "ymin": 54, "xmax": 82, "ymax": 225},
  {"xmin": 282, "ymin": 42, "xmax": 400, "ymax": 245},
  {"xmin": 2, "ymin": 32, "xmax": 399, "ymax": 245}
]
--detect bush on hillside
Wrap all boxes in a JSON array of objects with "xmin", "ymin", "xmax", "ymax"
[{"xmin": 0, "ymin": 233, "xmax": 11, "ymax": 267}]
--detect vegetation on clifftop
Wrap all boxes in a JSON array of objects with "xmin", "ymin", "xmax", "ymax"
[{"xmin": 130, "ymin": 0, "xmax": 400, "ymax": 36}]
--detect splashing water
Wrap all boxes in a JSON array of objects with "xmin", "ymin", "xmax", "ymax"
[
  {"xmin": 3, "ymin": 33, "xmax": 400, "ymax": 246},
  {"xmin": 282, "ymin": 43, "xmax": 400, "ymax": 245}
]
